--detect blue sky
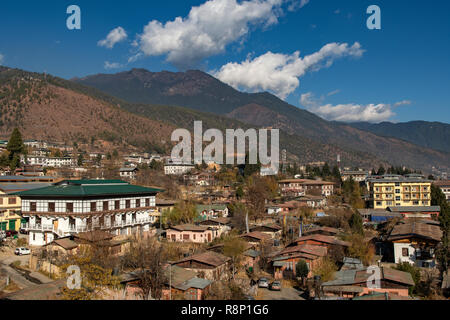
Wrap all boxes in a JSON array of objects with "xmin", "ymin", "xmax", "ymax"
[{"xmin": 0, "ymin": 0, "xmax": 449, "ymax": 123}]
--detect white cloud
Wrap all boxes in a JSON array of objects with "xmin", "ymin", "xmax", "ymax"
[
  {"xmin": 0, "ymin": 54, "xmax": 4, "ymax": 65},
  {"xmin": 327, "ymin": 89, "xmax": 340, "ymax": 96},
  {"xmin": 212, "ymin": 42, "xmax": 364, "ymax": 99},
  {"xmin": 288, "ymin": 0, "xmax": 309, "ymax": 11},
  {"xmin": 98, "ymin": 27, "xmax": 128, "ymax": 49},
  {"xmin": 300, "ymin": 92, "xmax": 411, "ymax": 123},
  {"xmin": 135, "ymin": 0, "xmax": 294, "ymax": 69},
  {"xmin": 334, "ymin": 9, "xmax": 340, "ymax": 14},
  {"xmin": 104, "ymin": 61, "xmax": 123, "ymax": 70}
]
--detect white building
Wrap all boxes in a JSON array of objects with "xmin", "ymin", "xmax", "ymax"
[
  {"xmin": 119, "ymin": 167, "xmax": 139, "ymax": 180},
  {"xmin": 16, "ymin": 179, "xmax": 162, "ymax": 246},
  {"xmin": 164, "ymin": 161, "xmax": 195, "ymax": 175},
  {"xmin": 22, "ymin": 155, "xmax": 75, "ymax": 168},
  {"xmin": 341, "ymin": 170, "xmax": 369, "ymax": 182}
]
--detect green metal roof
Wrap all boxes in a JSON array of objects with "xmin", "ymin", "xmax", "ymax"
[{"xmin": 12, "ymin": 180, "xmax": 163, "ymax": 198}]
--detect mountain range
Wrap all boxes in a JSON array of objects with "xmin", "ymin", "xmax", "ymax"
[
  {"xmin": 74, "ymin": 68, "xmax": 450, "ymax": 173},
  {"xmin": 0, "ymin": 65, "xmax": 447, "ymax": 173}
]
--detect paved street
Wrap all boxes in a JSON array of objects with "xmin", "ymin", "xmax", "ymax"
[{"xmin": 259, "ymin": 287, "xmax": 305, "ymax": 300}]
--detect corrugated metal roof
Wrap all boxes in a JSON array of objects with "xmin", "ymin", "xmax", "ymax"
[
  {"xmin": 12, "ymin": 180, "xmax": 162, "ymax": 197},
  {"xmin": 174, "ymin": 277, "xmax": 212, "ymax": 290}
]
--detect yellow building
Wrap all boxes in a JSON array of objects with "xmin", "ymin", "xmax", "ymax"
[
  {"xmin": 0, "ymin": 189, "xmax": 23, "ymax": 231},
  {"xmin": 367, "ymin": 174, "xmax": 431, "ymax": 209},
  {"xmin": 0, "ymin": 176, "xmax": 55, "ymax": 231}
]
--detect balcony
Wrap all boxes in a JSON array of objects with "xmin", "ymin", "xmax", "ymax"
[{"xmin": 21, "ymin": 217, "xmax": 153, "ymax": 236}]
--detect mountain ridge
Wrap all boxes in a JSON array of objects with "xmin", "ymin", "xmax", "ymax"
[{"xmin": 74, "ymin": 68, "xmax": 450, "ymax": 173}]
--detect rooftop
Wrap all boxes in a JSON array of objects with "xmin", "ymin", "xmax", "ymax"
[
  {"xmin": 388, "ymin": 222, "xmax": 443, "ymax": 242},
  {"xmin": 12, "ymin": 179, "xmax": 163, "ymax": 198},
  {"xmin": 173, "ymin": 251, "xmax": 230, "ymax": 268}
]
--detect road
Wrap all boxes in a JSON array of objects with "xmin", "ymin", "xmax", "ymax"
[{"xmin": 259, "ymin": 287, "xmax": 306, "ymax": 300}]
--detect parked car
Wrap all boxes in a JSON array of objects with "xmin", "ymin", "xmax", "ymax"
[
  {"xmin": 19, "ymin": 228, "xmax": 29, "ymax": 235},
  {"xmin": 258, "ymin": 277, "xmax": 269, "ymax": 288},
  {"xmin": 6, "ymin": 230, "xmax": 18, "ymax": 238},
  {"xmin": 15, "ymin": 247, "xmax": 31, "ymax": 255},
  {"xmin": 269, "ymin": 281, "xmax": 282, "ymax": 291}
]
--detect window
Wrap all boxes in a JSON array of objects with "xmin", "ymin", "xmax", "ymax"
[
  {"xmin": 0, "ymin": 198, "xmax": 2, "ymax": 205},
  {"xmin": 8, "ymin": 197, "xmax": 17, "ymax": 205},
  {"xmin": 66, "ymin": 203, "xmax": 73, "ymax": 213},
  {"xmin": 396, "ymin": 196, "xmax": 401, "ymax": 201},
  {"xmin": 103, "ymin": 201, "xmax": 109, "ymax": 211},
  {"xmin": 136, "ymin": 199, "xmax": 140, "ymax": 208},
  {"xmin": 48, "ymin": 202, "xmax": 55, "ymax": 212},
  {"xmin": 30, "ymin": 202, "xmax": 37, "ymax": 212},
  {"xmin": 90, "ymin": 202, "xmax": 97, "ymax": 212},
  {"xmin": 125, "ymin": 200, "xmax": 131, "ymax": 209},
  {"xmin": 183, "ymin": 234, "xmax": 190, "ymax": 240},
  {"xmin": 395, "ymin": 189, "xmax": 400, "ymax": 194},
  {"xmin": 115, "ymin": 200, "xmax": 120, "ymax": 210},
  {"xmin": 402, "ymin": 248, "xmax": 409, "ymax": 257},
  {"xmin": 376, "ymin": 201, "xmax": 382, "ymax": 206},
  {"xmin": 413, "ymin": 201, "xmax": 419, "ymax": 205},
  {"xmin": 145, "ymin": 198, "xmax": 150, "ymax": 207}
]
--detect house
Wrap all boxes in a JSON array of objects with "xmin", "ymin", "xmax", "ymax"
[
  {"xmin": 294, "ymin": 195, "xmax": 327, "ymax": 208},
  {"xmin": 195, "ymin": 204, "xmax": 229, "ymax": 220},
  {"xmin": 387, "ymin": 221, "xmax": 442, "ymax": 268},
  {"xmin": 341, "ymin": 170, "xmax": 369, "ymax": 182},
  {"xmin": 162, "ymin": 266, "xmax": 212, "ymax": 300},
  {"xmin": 367, "ymin": 174, "xmax": 431, "ymax": 209},
  {"xmin": 271, "ymin": 244, "xmax": 327, "ymax": 279},
  {"xmin": 433, "ymin": 180, "xmax": 450, "ymax": 202},
  {"xmin": 265, "ymin": 204, "xmax": 282, "ymax": 215},
  {"xmin": 196, "ymin": 217, "xmax": 231, "ymax": 238},
  {"xmin": 156, "ymin": 198, "xmax": 177, "ymax": 214},
  {"xmin": 386, "ymin": 206, "xmax": 440, "ymax": 220},
  {"xmin": 239, "ymin": 231, "xmax": 272, "ymax": 247},
  {"xmin": 119, "ymin": 167, "xmax": 139, "ymax": 180},
  {"xmin": 321, "ymin": 267, "xmax": 414, "ymax": 298},
  {"xmin": 249, "ymin": 224, "xmax": 282, "ymax": 239},
  {"xmin": 242, "ymin": 249, "xmax": 261, "ymax": 270},
  {"xmin": 44, "ymin": 237, "xmax": 79, "ymax": 256},
  {"xmin": 164, "ymin": 160, "xmax": 195, "ymax": 175},
  {"xmin": 15, "ymin": 179, "xmax": 162, "ymax": 246},
  {"xmin": 22, "ymin": 155, "xmax": 76, "ymax": 168},
  {"xmin": 166, "ymin": 224, "xmax": 219, "ymax": 243},
  {"xmin": 357, "ymin": 208, "xmax": 402, "ymax": 223},
  {"xmin": 278, "ymin": 179, "xmax": 335, "ymax": 197},
  {"xmin": 171, "ymin": 251, "xmax": 231, "ymax": 281},
  {"xmin": 121, "ymin": 265, "xmax": 212, "ymax": 300},
  {"xmin": 286, "ymin": 234, "xmax": 350, "ymax": 250},
  {"xmin": 302, "ymin": 226, "xmax": 340, "ymax": 237}
]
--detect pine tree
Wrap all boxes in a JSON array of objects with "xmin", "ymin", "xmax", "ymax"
[
  {"xmin": 6, "ymin": 128, "xmax": 25, "ymax": 169},
  {"xmin": 431, "ymin": 185, "xmax": 450, "ymax": 276}
]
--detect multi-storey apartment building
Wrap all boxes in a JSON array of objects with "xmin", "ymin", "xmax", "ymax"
[
  {"xmin": 367, "ymin": 174, "xmax": 431, "ymax": 209},
  {"xmin": 278, "ymin": 179, "xmax": 335, "ymax": 197},
  {"xmin": 15, "ymin": 179, "xmax": 162, "ymax": 246}
]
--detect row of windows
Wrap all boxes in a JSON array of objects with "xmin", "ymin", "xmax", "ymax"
[{"xmin": 28, "ymin": 198, "xmax": 155, "ymax": 213}]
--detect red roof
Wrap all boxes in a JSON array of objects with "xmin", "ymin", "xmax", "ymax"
[{"xmin": 279, "ymin": 244, "xmax": 328, "ymax": 257}]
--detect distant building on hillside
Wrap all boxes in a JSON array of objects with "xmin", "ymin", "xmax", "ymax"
[
  {"xmin": 341, "ymin": 170, "xmax": 369, "ymax": 182},
  {"xmin": 433, "ymin": 180, "xmax": 450, "ymax": 202},
  {"xmin": 278, "ymin": 179, "xmax": 335, "ymax": 197},
  {"xmin": 164, "ymin": 160, "xmax": 195, "ymax": 175}
]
